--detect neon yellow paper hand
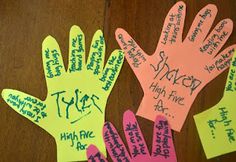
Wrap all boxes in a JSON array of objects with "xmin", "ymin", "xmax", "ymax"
[
  {"xmin": 1, "ymin": 25, "xmax": 124, "ymax": 162},
  {"xmin": 194, "ymin": 51, "xmax": 236, "ymax": 159}
]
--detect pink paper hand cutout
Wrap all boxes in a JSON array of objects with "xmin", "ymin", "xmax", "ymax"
[
  {"xmin": 115, "ymin": 1, "xmax": 236, "ymax": 131},
  {"xmin": 87, "ymin": 110, "xmax": 177, "ymax": 162}
]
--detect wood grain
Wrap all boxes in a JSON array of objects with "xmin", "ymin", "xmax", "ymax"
[{"xmin": 0, "ymin": 0, "xmax": 236, "ymax": 161}]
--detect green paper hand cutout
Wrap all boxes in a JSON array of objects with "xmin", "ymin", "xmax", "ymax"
[
  {"xmin": 194, "ymin": 51, "xmax": 236, "ymax": 159},
  {"xmin": 2, "ymin": 25, "xmax": 124, "ymax": 162}
]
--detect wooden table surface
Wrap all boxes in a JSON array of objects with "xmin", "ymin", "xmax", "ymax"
[{"xmin": 0, "ymin": 0, "xmax": 236, "ymax": 161}]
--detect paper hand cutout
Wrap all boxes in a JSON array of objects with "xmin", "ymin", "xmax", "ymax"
[
  {"xmin": 1, "ymin": 25, "xmax": 124, "ymax": 162},
  {"xmin": 194, "ymin": 51, "xmax": 236, "ymax": 159},
  {"xmin": 87, "ymin": 110, "xmax": 177, "ymax": 162},
  {"xmin": 115, "ymin": 1, "xmax": 236, "ymax": 131}
]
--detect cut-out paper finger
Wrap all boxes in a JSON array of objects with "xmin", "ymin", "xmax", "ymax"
[
  {"xmin": 224, "ymin": 52, "xmax": 236, "ymax": 96},
  {"xmin": 115, "ymin": 28, "xmax": 149, "ymax": 85},
  {"xmin": 87, "ymin": 30, "xmax": 105, "ymax": 75},
  {"xmin": 200, "ymin": 19, "xmax": 233, "ymax": 57},
  {"xmin": 157, "ymin": 1, "xmax": 186, "ymax": 49},
  {"xmin": 1, "ymin": 89, "xmax": 48, "ymax": 130},
  {"xmin": 152, "ymin": 116, "xmax": 177, "ymax": 162},
  {"xmin": 103, "ymin": 122, "xmax": 132, "ymax": 162},
  {"xmin": 206, "ymin": 45, "xmax": 236, "ymax": 81},
  {"xmin": 100, "ymin": 49, "xmax": 124, "ymax": 95},
  {"xmin": 123, "ymin": 110, "xmax": 150, "ymax": 160},
  {"xmin": 185, "ymin": 4, "xmax": 217, "ymax": 43},
  {"xmin": 68, "ymin": 25, "xmax": 85, "ymax": 73},
  {"xmin": 42, "ymin": 35, "xmax": 66, "ymax": 89},
  {"xmin": 87, "ymin": 144, "xmax": 108, "ymax": 162}
]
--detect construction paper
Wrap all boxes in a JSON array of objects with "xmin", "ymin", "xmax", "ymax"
[
  {"xmin": 194, "ymin": 51, "xmax": 236, "ymax": 159},
  {"xmin": 115, "ymin": 1, "xmax": 236, "ymax": 131},
  {"xmin": 86, "ymin": 110, "xmax": 177, "ymax": 162},
  {"xmin": 87, "ymin": 145, "xmax": 108, "ymax": 162},
  {"xmin": 2, "ymin": 25, "xmax": 124, "ymax": 162}
]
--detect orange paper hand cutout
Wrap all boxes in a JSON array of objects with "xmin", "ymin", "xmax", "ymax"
[{"xmin": 115, "ymin": 1, "xmax": 236, "ymax": 131}]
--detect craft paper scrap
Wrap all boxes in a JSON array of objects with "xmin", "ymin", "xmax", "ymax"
[
  {"xmin": 194, "ymin": 51, "xmax": 236, "ymax": 159},
  {"xmin": 115, "ymin": 1, "xmax": 236, "ymax": 131},
  {"xmin": 87, "ymin": 110, "xmax": 177, "ymax": 162},
  {"xmin": 1, "ymin": 25, "xmax": 124, "ymax": 162}
]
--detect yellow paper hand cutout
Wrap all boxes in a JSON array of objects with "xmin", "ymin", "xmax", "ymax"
[
  {"xmin": 1, "ymin": 25, "xmax": 124, "ymax": 162},
  {"xmin": 194, "ymin": 51, "xmax": 236, "ymax": 159}
]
